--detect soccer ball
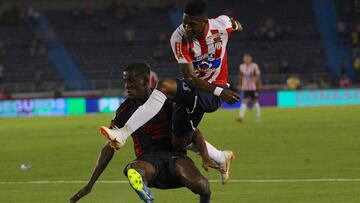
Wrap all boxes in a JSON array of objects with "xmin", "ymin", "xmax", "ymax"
[{"xmin": 20, "ymin": 163, "xmax": 31, "ymax": 170}]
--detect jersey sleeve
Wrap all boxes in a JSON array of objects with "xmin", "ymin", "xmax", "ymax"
[
  {"xmin": 150, "ymin": 71, "xmax": 158, "ymax": 81},
  {"xmin": 216, "ymin": 15, "xmax": 233, "ymax": 31},
  {"xmin": 238, "ymin": 64, "xmax": 244, "ymax": 75},
  {"xmin": 255, "ymin": 64, "xmax": 261, "ymax": 76},
  {"xmin": 170, "ymin": 28, "xmax": 192, "ymax": 63}
]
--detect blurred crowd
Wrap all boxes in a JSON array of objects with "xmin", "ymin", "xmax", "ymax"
[
  {"xmin": 253, "ymin": 18, "xmax": 293, "ymax": 41},
  {"xmin": 0, "ymin": 0, "xmax": 358, "ymax": 97},
  {"xmin": 337, "ymin": 0, "xmax": 360, "ymax": 84}
]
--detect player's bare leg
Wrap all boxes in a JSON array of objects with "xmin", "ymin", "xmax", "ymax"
[
  {"xmin": 237, "ymin": 98, "xmax": 249, "ymax": 122},
  {"xmin": 253, "ymin": 98, "xmax": 261, "ymax": 122},
  {"xmin": 187, "ymin": 130, "xmax": 235, "ymax": 184},
  {"xmin": 174, "ymin": 157, "xmax": 211, "ymax": 203}
]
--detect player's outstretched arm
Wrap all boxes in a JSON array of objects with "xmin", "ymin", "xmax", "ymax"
[
  {"xmin": 69, "ymin": 142, "xmax": 115, "ymax": 203},
  {"xmin": 181, "ymin": 63, "xmax": 240, "ymax": 104},
  {"xmin": 256, "ymin": 79, "xmax": 262, "ymax": 91}
]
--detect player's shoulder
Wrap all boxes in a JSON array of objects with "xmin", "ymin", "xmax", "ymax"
[
  {"xmin": 210, "ymin": 15, "xmax": 232, "ymax": 29},
  {"xmin": 170, "ymin": 24, "xmax": 185, "ymax": 43},
  {"xmin": 252, "ymin": 63, "xmax": 260, "ymax": 69},
  {"xmin": 115, "ymin": 98, "xmax": 134, "ymax": 114},
  {"xmin": 214, "ymin": 15, "xmax": 231, "ymax": 22},
  {"xmin": 112, "ymin": 98, "xmax": 134, "ymax": 128}
]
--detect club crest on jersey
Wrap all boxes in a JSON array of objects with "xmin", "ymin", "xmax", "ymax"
[
  {"xmin": 175, "ymin": 42, "xmax": 183, "ymax": 59},
  {"xmin": 214, "ymin": 40, "xmax": 222, "ymax": 50}
]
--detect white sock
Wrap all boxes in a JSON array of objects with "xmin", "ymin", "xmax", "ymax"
[
  {"xmin": 186, "ymin": 141, "xmax": 225, "ymax": 164},
  {"xmin": 122, "ymin": 89, "xmax": 167, "ymax": 140},
  {"xmin": 206, "ymin": 141, "xmax": 225, "ymax": 164},
  {"xmin": 254, "ymin": 102, "xmax": 261, "ymax": 118},
  {"xmin": 239, "ymin": 103, "xmax": 247, "ymax": 119}
]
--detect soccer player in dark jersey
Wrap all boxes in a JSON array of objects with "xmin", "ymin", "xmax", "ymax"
[
  {"xmin": 100, "ymin": 0, "xmax": 240, "ymax": 182},
  {"xmin": 70, "ymin": 63, "xmax": 229, "ymax": 203}
]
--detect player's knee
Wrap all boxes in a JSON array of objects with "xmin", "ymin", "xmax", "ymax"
[
  {"xmin": 124, "ymin": 163, "xmax": 140, "ymax": 176},
  {"xmin": 199, "ymin": 178, "xmax": 211, "ymax": 196},
  {"xmin": 156, "ymin": 79, "xmax": 177, "ymax": 98},
  {"xmin": 194, "ymin": 177, "xmax": 211, "ymax": 196},
  {"xmin": 125, "ymin": 161, "xmax": 156, "ymax": 182}
]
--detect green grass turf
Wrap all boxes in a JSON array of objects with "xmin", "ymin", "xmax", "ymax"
[{"xmin": 0, "ymin": 105, "xmax": 360, "ymax": 203}]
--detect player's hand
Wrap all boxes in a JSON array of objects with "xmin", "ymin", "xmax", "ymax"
[
  {"xmin": 256, "ymin": 80, "xmax": 262, "ymax": 91},
  {"xmin": 70, "ymin": 185, "xmax": 92, "ymax": 203},
  {"xmin": 230, "ymin": 18, "xmax": 243, "ymax": 32},
  {"xmin": 220, "ymin": 89, "xmax": 240, "ymax": 104}
]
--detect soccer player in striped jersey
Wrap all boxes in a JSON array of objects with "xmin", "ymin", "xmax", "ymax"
[
  {"xmin": 237, "ymin": 54, "xmax": 261, "ymax": 122},
  {"xmin": 100, "ymin": 0, "xmax": 241, "ymax": 181}
]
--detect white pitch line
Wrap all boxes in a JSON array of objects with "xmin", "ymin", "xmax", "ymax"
[
  {"xmin": 220, "ymin": 178, "xmax": 360, "ymax": 183},
  {"xmin": 1, "ymin": 178, "xmax": 360, "ymax": 185}
]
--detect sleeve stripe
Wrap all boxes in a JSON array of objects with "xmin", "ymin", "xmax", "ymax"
[{"xmin": 181, "ymin": 37, "xmax": 192, "ymax": 62}]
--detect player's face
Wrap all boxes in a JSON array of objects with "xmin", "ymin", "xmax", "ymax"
[
  {"xmin": 183, "ymin": 14, "xmax": 207, "ymax": 39},
  {"xmin": 123, "ymin": 71, "xmax": 149, "ymax": 99},
  {"xmin": 243, "ymin": 55, "xmax": 252, "ymax": 64}
]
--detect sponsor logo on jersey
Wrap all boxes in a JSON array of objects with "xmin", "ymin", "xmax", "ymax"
[
  {"xmin": 195, "ymin": 53, "xmax": 215, "ymax": 61},
  {"xmin": 206, "ymin": 32, "xmax": 223, "ymax": 40},
  {"xmin": 214, "ymin": 41, "xmax": 222, "ymax": 50}
]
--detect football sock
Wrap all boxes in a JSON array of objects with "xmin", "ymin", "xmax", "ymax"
[
  {"xmin": 239, "ymin": 103, "xmax": 247, "ymax": 119},
  {"xmin": 254, "ymin": 102, "xmax": 261, "ymax": 118},
  {"xmin": 186, "ymin": 141, "xmax": 225, "ymax": 164},
  {"xmin": 199, "ymin": 179, "xmax": 211, "ymax": 203},
  {"xmin": 122, "ymin": 89, "xmax": 167, "ymax": 140}
]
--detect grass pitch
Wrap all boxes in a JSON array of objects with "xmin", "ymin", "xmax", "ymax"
[{"xmin": 1, "ymin": 105, "xmax": 360, "ymax": 203}]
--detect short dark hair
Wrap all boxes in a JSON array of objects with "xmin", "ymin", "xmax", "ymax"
[
  {"xmin": 184, "ymin": 0, "xmax": 208, "ymax": 17},
  {"xmin": 124, "ymin": 62, "xmax": 150, "ymax": 77}
]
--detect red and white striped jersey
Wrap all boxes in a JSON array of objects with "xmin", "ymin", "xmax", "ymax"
[
  {"xmin": 239, "ymin": 62, "xmax": 260, "ymax": 91},
  {"xmin": 170, "ymin": 15, "xmax": 235, "ymax": 85}
]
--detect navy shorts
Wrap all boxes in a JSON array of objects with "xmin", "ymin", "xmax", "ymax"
[
  {"xmin": 124, "ymin": 151, "xmax": 190, "ymax": 189},
  {"xmin": 172, "ymin": 79, "xmax": 224, "ymax": 138},
  {"xmin": 243, "ymin": 91, "xmax": 259, "ymax": 100}
]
